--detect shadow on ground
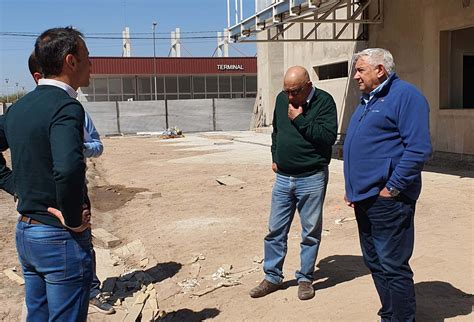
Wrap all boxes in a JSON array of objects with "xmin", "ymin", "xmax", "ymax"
[
  {"xmin": 416, "ymin": 281, "xmax": 473, "ymax": 321},
  {"xmin": 281, "ymin": 255, "xmax": 369, "ymax": 290},
  {"xmin": 104, "ymin": 261, "xmax": 182, "ymax": 304},
  {"xmin": 157, "ymin": 308, "xmax": 220, "ymax": 321}
]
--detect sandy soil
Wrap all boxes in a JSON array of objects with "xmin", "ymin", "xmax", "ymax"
[{"xmin": 0, "ymin": 131, "xmax": 472, "ymax": 321}]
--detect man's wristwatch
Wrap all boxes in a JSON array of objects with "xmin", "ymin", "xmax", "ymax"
[{"xmin": 386, "ymin": 186, "xmax": 400, "ymax": 197}]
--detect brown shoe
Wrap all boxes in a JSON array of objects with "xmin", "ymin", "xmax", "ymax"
[
  {"xmin": 249, "ymin": 279, "xmax": 281, "ymax": 298},
  {"xmin": 298, "ymin": 281, "xmax": 315, "ymax": 300}
]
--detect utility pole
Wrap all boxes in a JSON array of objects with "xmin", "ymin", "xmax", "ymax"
[
  {"xmin": 15, "ymin": 82, "xmax": 19, "ymax": 100},
  {"xmin": 152, "ymin": 22, "xmax": 158, "ymax": 101}
]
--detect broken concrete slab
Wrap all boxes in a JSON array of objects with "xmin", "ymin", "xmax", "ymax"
[
  {"xmin": 141, "ymin": 308, "xmax": 155, "ymax": 322},
  {"xmin": 134, "ymin": 292, "xmax": 150, "ymax": 305},
  {"xmin": 189, "ymin": 263, "xmax": 201, "ymax": 279},
  {"xmin": 113, "ymin": 240, "xmax": 146, "ymax": 258},
  {"xmin": 3, "ymin": 268, "xmax": 24, "ymax": 285},
  {"xmin": 92, "ymin": 228, "xmax": 121, "ymax": 248},
  {"xmin": 135, "ymin": 191, "xmax": 162, "ymax": 200}
]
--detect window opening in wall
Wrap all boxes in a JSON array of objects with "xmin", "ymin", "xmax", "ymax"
[
  {"xmin": 463, "ymin": 55, "xmax": 474, "ymax": 108},
  {"xmin": 314, "ymin": 61, "xmax": 348, "ymax": 80},
  {"xmin": 440, "ymin": 27, "xmax": 474, "ymax": 109}
]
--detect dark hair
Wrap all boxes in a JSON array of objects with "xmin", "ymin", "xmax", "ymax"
[
  {"xmin": 34, "ymin": 27, "xmax": 84, "ymax": 78},
  {"xmin": 28, "ymin": 51, "xmax": 41, "ymax": 77}
]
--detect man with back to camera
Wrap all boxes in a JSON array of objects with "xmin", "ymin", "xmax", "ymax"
[
  {"xmin": 3, "ymin": 27, "xmax": 93, "ymax": 321},
  {"xmin": 28, "ymin": 52, "xmax": 115, "ymax": 315},
  {"xmin": 343, "ymin": 48, "xmax": 432, "ymax": 321},
  {"xmin": 249, "ymin": 66, "xmax": 337, "ymax": 300}
]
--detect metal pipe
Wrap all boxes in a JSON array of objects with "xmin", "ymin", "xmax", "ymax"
[
  {"xmin": 227, "ymin": 0, "xmax": 231, "ymax": 28},
  {"xmin": 152, "ymin": 22, "xmax": 158, "ymax": 101},
  {"xmin": 240, "ymin": 0, "xmax": 243, "ymax": 21}
]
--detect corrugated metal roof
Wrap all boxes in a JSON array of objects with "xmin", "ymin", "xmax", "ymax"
[{"xmin": 90, "ymin": 57, "xmax": 257, "ymax": 75}]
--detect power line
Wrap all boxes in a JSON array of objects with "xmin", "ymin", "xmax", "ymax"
[{"xmin": 0, "ymin": 32, "xmax": 223, "ymax": 40}]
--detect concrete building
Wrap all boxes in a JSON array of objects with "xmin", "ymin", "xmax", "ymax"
[{"xmin": 230, "ymin": 0, "xmax": 474, "ymax": 159}]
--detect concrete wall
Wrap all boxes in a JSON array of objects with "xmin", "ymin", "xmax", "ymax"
[
  {"xmin": 83, "ymin": 98, "xmax": 255, "ymax": 135},
  {"xmin": 167, "ymin": 99, "xmax": 214, "ymax": 132},
  {"xmin": 119, "ymin": 101, "xmax": 166, "ymax": 134},
  {"xmin": 256, "ymin": 0, "xmax": 474, "ymax": 155},
  {"xmin": 82, "ymin": 102, "xmax": 119, "ymax": 136},
  {"xmin": 368, "ymin": 0, "xmax": 474, "ymax": 155},
  {"xmin": 215, "ymin": 98, "xmax": 255, "ymax": 131},
  {"xmin": 257, "ymin": 31, "xmax": 285, "ymax": 126}
]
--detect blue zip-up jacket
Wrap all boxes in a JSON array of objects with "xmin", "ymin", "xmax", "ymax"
[{"xmin": 343, "ymin": 74, "xmax": 432, "ymax": 202}]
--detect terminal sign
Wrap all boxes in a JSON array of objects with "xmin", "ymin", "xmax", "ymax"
[{"xmin": 217, "ymin": 64, "xmax": 244, "ymax": 71}]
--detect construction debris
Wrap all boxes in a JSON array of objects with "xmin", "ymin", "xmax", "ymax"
[
  {"xmin": 216, "ymin": 175, "xmax": 246, "ymax": 186},
  {"xmin": 177, "ymin": 278, "xmax": 199, "ymax": 291},
  {"xmin": 135, "ymin": 191, "xmax": 162, "ymax": 200},
  {"xmin": 112, "ymin": 239, "xmax": 157, "ymax": 270},
  {"xmin": 187, "ymin": 253, "xmax": 206, "ymax": 264},
  {"xmin": 92, "ymin": 228, "xmax": 121, "ymax": 248},
  {"xmin": 192, "ymin": 280, "xmax": 241, "ymax": 297},
  {"xmin": 3, "ymin": 267, "xmax": 24, "ymax": 285},
  {"xmin": 335, "ymin": 217, "xmax": 357, "ymax": 225},
  {"xmin": 159, "ymin": 127, "xmax": 184, "ymax": 139},
  {"xmin": 189, "ymin": 263, "xmax": 201, "ymax": 279}
]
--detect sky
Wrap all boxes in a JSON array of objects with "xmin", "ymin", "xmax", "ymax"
[{"xmin": 0, "ymin": 0, "xmax": 257, "ymax": 95}]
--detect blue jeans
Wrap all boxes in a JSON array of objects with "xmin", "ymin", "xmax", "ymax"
[
  {"xmin": 264, "ymin": 168, "xmax": 328, "ymax": 284},
  {"xmin": 354, "ymin": 195, "xmax": 416, "ymax": 322},
  {"xmin": 16, "ymin": 220, "xmax": 93, "ymax": 322}
]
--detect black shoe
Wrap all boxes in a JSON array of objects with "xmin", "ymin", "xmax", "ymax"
[{"xmin": 89, "ymin": 293, "xmax": 116, "ymax": 314}]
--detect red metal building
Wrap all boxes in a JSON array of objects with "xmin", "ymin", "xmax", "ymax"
[{"xmin": 79, "ymin": 57, "xmax": 257, "ymax": 102}]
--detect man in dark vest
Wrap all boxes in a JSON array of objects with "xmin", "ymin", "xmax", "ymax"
[
  {"xmin": 250, "ymin": 66, "xmax": 337, "ymax": 300},
  {"xmin": 3, "ymin": 27, "xmax": 92, "ymax": 321}
]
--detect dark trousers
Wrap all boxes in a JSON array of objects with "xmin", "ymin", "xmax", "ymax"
[
  {"xmin": 355, "ymin": 195, "xmax": 416, "ymax": 322},
  {"xmin": 85, "ymin": 185, "xmax": 101, "ymax": 298}
]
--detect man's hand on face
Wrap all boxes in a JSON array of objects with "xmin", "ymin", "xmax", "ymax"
[{"xmin": 288, "ymin": 103, "xmax": 303, "ymax": 121}]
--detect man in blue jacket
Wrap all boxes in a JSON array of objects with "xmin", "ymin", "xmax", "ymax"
[{"xmin": 343, "ymin": 48, "xmax": 432, "ymax": 322}]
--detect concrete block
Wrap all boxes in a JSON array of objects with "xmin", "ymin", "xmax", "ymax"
[
  {"xmin": 3, "ymin": 268, "xmax": 24, "ymax": 285},
  {"xmin": 92, "ymin": 228, "xmax": 121, "ymax": 248},
  {"xmin": 135, "ymin": 191, "xmax": 162, "ymax": 199}
]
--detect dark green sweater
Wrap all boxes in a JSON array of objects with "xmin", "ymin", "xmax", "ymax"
[
  {"xmin": 4, "ymin": 85, "xmax": 85, "ymax": 227},
  {"xmin": 0, "ymin": 116, "xmax": 14, "ymax": 195},
  {"xmin": 271, "ymin": 88, "xmax": 337, "ymax": 177}
]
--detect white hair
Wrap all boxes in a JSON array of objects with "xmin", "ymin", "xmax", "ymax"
[{"xmin": 353, "ymin": 48, "xmax": 395, "ymax": 74}]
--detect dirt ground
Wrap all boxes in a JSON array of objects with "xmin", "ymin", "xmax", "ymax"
[{"xmin": 0, "ymin": 131, "xmax": 472, "ymax": 321}]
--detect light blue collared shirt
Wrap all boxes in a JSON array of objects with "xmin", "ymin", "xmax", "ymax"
[
  {"xmin": 306, "ymin": 87, "xmax": 315, "ymax": 105},
  {"xmin": 361, "ymin": 73, "xmax": 393, "ymax": 105},
  {"xmin": 83, "ymin": 112, "xmax": 103, "ymax": 158}
]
